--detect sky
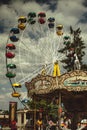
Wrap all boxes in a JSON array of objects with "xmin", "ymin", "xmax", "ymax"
[{"xmin": 0, "ymin": 0, "xmax": 87, "ymax": 110}]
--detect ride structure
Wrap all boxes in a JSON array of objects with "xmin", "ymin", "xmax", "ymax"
[
  {"xmin": 5, "ymin": 12, "xmax": 87, "ymax": 130},
  {"xmin": 5, "ymin": 11, "xmax": 64, "ymax": 103}
]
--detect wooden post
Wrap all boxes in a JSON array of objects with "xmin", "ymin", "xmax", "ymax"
[
  {"xmin": 58, "ymin": 92, "xmax": 62, "ymax": 130},
  {"xmin": 34, "ymin": 95, "xmax": 36, "ymax": 130}
]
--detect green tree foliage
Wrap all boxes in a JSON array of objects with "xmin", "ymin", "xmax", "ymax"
[
  {"xmin": 27, "ymin": 98, "xmax": 66, "ymax": 121},
  {"xmin": 27, "ymin": 98, "xmax": 59, "ymax": 120},
  {"xmin": 59, "ymin": 26, "xmax": 87, "ymax": 71}
]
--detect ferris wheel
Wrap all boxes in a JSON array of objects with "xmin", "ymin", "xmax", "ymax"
[{"xmin": 5, "ymin": 12, "xmax": 71, "ymax": 106}]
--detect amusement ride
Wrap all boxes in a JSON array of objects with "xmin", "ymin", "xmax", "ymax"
[
  {"xmin": 5, "ymin": 12, "xmax": 87, "ymax": 130},
  {"xmin": 5, "ymin": 12, "xmax": 67, "ymax": 102}
]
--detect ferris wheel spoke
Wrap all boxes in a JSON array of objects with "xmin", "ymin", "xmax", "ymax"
[
  {"xmin": 49, "ymin": 32, "xmax": 61, "ymax": 60},
  {"xmin": 19, "ymin": 70, "xmax": 41, "ymax": 85},
  {"xmin": 19, "ymin": 40, "xmax": 32, "ymax": 51},
  {"xmin": 46, "ymin": 64, "xmax": 53, "ymax": 75},
  {"xmin": 58, "ymin": 53, "xmax": 66, "ymax": 61},
  {"xmin": 16, "ymin": 44, "xmax": 29, "ymax": 52},
  {"xmin": 21, "ymin": 62, "xmax": 52, "ymax": 66},
  {"xmin": 18, "ymin": 62, "xmax": 53, "ymax": 85},
  {"xmin": 37, "ymin": 38, "xmax": 55, "ymax": 62},
  {"xmin": 21, "ymin": 63, "xmax": 53, "ymax": 85},
  {"xmin": 17, "ymin": 66, "xmax": 44, "ymax": 83}
]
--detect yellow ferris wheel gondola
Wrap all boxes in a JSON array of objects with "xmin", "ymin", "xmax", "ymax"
[
  {"xmin": 56, "ymin": 24, "xmax": 63, "ymax": 30},
  {"xmin": 18, "ymin": 23, "xmax": 26, "ymax": 30},
  {"xmin": 18, "ymin": 16, "xmax": 27, "ymax": 23},
  {"xmin": 53, "ymin": 61, "xmax": 60, "ymax": 77},
  {"xmin": 56, "ymin": 24, "xmax": 63, "ymax": 36},
  {"xmin": 11, "ymin": 92, "xmax": 21, "ymax": 98},
  {"xmin": 12, "ymin": 83, "xmax": 21, "ymax": 88}
]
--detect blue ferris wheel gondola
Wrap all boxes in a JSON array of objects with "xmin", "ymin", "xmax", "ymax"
[
  {"xmin": 48, "ymin": 17, "xmax": 55, "ymax": 22},
  {"xmin": 10, "ymin": 36, "xmax": 19, "ymax": 42},
  {"xmin": 48, "ymin": 23, "xmax": 55, "ymax": 28},
  {"xmin": 22, "ymin": 99, "xmax": 29, "ymax": 103},
  {"xmin": 10, "ymin": 28, "xmax": 20, "ymax": 34}
]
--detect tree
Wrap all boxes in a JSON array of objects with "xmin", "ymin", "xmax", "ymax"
[{"xmin": 59, "ymin": 26, "xmax": 87, "ymax": 72}]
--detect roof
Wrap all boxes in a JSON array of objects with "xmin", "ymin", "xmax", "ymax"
[
  {"xmin": 25, "ymin": 70, "xmax": 87, "ymax": 112},
  {"xmin": 25, "ymin": 70, "xmax": 87, "ymax": 96}
]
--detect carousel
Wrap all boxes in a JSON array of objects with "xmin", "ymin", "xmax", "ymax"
[{"xmin": 25, "ymin": 67, "xmax": 87, "ymax": 130}]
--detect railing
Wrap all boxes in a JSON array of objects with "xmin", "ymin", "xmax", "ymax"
[{"xmin": 2, "ymin": 127, "xmax": 11, "ymax": 130}]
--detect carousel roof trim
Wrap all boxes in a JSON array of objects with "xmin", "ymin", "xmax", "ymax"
[{"xmin": 25, "ymin": 70, "xmax": 87, "ymax": 96}]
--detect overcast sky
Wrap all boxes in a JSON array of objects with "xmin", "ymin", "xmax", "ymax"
[{"xmin": 0, "ymin": 0, "xmax": 87, "ymax": 110}]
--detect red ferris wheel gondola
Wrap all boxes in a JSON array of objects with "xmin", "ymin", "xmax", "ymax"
[
  {"xmin": 38, "ymin": 12, "xmax": 46, "ymax": 17},
  {"xmin": 6, "ymin": 44, "xmax": 16, "ymax": 50},
  {"xmin": 6, "ymin": 52, "xmax": 15, "ymax": 58},
  {"xmin": 38, "ymin": 18, "xmax": 46, "ymax": 24}
]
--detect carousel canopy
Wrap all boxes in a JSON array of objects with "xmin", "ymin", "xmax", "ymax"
[
  {"xmin": 25, "ymin": 70, "xmax": 87, "ymax": 112},
  {"xmin": 25, "ymin": 70, "xmax": 87, "ymax": 96}
]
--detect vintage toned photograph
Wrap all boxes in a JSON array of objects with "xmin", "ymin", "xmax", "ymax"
[{"xmin": 0, "ymin": 0, "xmax": 87, "ymax": 130}]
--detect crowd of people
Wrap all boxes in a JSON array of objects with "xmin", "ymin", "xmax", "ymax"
[
  {"xmin": 35, "ymin": 115, "xmax": 87, "ymax": 130},
  {"xmin": 36, "ymin": 114, "xmax": 72, "ymax": 130}
]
